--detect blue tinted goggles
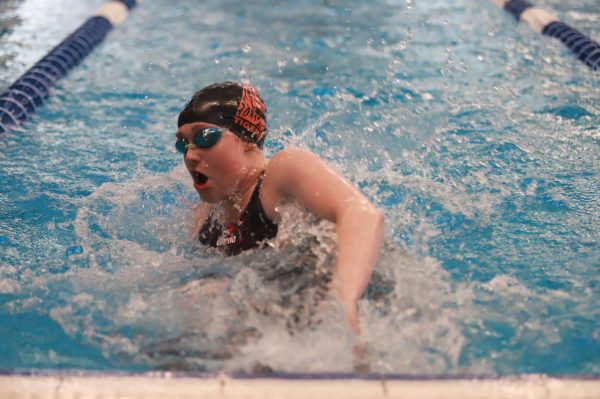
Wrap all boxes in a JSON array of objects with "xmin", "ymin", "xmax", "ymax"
[{"xmin": 175, "ymin": 127, "xmax": 226, "ymax": 153}]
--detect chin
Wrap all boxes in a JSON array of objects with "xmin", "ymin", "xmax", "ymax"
[
  {"xmin": 198, "ymin": 192, "xmax": 217, "ymax": 203},
  {"xmin": 197, "ymin": 188, "xmax": 225, "ymax": 204}
]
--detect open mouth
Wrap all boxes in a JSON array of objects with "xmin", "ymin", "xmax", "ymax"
[{"xmin": 192, "ymin": 171, "xmax": 209, "ymax": 189}]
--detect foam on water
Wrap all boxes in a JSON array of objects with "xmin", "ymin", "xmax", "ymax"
[{"xmin": 2, "ymin": 162, "xmax": 476, "ymax": 373}]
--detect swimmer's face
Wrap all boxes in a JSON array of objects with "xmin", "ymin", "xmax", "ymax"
[{"xmin": 177, "ymin": 122, "xmax": 249, "ymax": 203}]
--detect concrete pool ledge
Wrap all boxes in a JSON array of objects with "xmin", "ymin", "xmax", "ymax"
[{"xmin": 1, "ymin": 374, "xmax": 600, "ymax": 399}]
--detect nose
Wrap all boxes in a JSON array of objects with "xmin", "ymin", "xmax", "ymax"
[{"xmin": 184, "ymin": 146, "xmax": 203, "ymax": 162}]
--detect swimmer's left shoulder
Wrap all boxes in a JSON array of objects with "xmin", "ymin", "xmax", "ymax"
[
  {"xmin": 265, "ymin": 147, "xmax": 322, "ymax": 180},
  {"xmin": 261, "ymin": 148, "xmax": 319, "ymax": 215},
  {"xmin": 267, "ymin": 147, "xmax": 317, "ymax": 167}
]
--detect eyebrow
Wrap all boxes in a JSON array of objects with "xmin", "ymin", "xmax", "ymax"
[
  {"xmin": 176, "ymin": 129, "xmax": 190, "ymax": 141},
  {"xmin": 176, "ymin": 124, "xmax": 211, "ymax": 138}
]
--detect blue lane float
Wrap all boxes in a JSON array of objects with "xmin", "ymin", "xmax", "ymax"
[
  {"xmin": 491, "ymin": 0, "xmax": 600, "ymax": 71},
  {"xmin": 0, "ymin": 0, "xmax": 140, "ymax": 134}
]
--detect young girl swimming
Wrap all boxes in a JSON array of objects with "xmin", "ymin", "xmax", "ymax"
[{"xmin": 176, "ymin": 82, "xmax": 384, "ymax": 334}]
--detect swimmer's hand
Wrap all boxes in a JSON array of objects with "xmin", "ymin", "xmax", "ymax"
[
  {"xmin": 328, "ymin": 292, "xmax": 371, "ymax": 371},
  {"xmin": 331, "ymin": 287, "xmax": 361, "ymax": 334},
  {"xmin": 344, "ymin": 298, "xmax": 361, "ymax": 334}
]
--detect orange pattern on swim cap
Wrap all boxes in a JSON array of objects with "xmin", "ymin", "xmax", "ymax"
[{"xmin": 233, "ymin": 85, "xmax": 267, "ymax": 143}]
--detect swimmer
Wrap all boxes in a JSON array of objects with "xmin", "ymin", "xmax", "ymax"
[{"xmin": 176, "ymin": 82, "xmax": 384, "ymax": 334}]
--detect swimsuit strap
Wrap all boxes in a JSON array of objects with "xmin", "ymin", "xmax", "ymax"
[{"xmin": 239, "ymin": 171, "xmax": 268, "ymax": 221}]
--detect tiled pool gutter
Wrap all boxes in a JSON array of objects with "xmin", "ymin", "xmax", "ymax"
[{"xmin": 1, "ymin": 372, "xmax": 600, "ymax": 399}]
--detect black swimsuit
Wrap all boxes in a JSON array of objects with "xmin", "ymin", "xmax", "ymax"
[{"xmin": 199, "ymin": 173, "xmax": 278, "ymax": 256}]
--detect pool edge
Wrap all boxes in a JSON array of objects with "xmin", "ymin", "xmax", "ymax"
[{"xmin": 1, "ymin": 373, "xmax": 600, "ymax": 399}]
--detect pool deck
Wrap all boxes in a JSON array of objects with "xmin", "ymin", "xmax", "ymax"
[{"xmin": 1, "ymin": 373, "xmax": 599, "ymax": 399}]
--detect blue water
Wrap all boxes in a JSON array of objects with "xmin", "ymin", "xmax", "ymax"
[{"xmin": 1, "ymin": 0, "xmax": 599, "ymax": 374}]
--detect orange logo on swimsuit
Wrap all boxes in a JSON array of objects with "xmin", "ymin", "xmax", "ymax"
[{"xmin": 234, "ymin": 85, "xmax": 267, "ymax": 143}]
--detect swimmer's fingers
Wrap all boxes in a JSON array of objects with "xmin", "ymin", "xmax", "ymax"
[
  {"xmin": 352, "ymin": 341, "xmax": 373, "ymax": 373},
  {"xmin": 325, "ymin": 284, "xmax": 361, "ymax": 334}
]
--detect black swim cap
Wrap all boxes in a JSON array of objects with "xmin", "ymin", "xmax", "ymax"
[{"xmin": 178, "ymin": 82, "xmax": 267, "ymax": 148}]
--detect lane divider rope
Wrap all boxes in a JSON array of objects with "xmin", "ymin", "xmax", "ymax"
[
  {"xmin": 0, "ymin": 0, "xmax": 141, "ymax": 134},
  {"xmin": 490, "ymin": 0, "xmax": 600, "ymax": 71}
]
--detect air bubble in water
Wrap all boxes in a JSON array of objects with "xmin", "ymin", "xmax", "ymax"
[
  {"xmin": 277, "ymin": 59, "xmax": 288, "ymax": 69},
  {"xmin": 406, "ymin": 0, "xmax": 413, "ymax": 18}
]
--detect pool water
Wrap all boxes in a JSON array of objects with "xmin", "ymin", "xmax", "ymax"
[{"xmin": 1, "ymin": 0, "xmax": 599, "ymax": 375}]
